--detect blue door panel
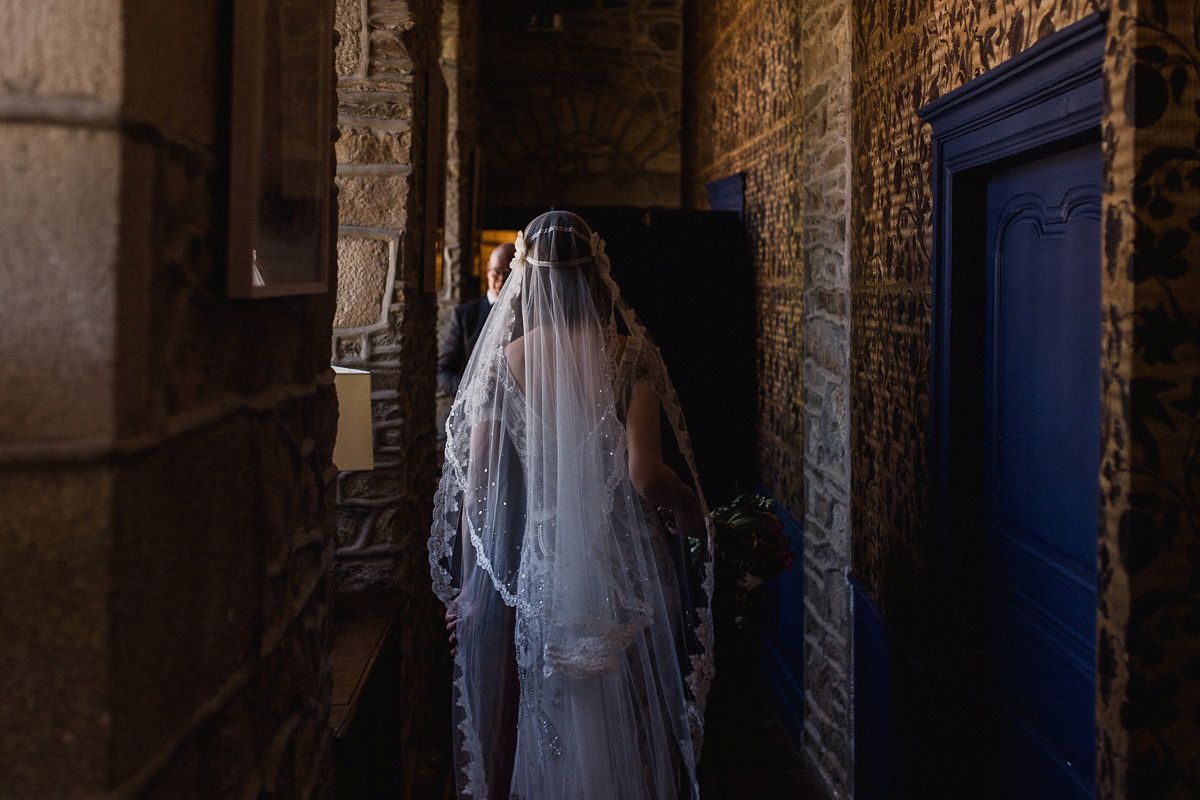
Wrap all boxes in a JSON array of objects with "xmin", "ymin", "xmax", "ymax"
[
  {"xmin": 997, "ymin": 704, "xmax": 1093, "ymax": 800},
  {"xmin": 984, "ymin": 140, "xmax": 1101, "ymax": 798},
  {"xmin": 992, "ymin": 598, "xmax": 1096, "ymax": 772},
  {"xmin": 991, "ymin": 519, "xmax": 1097, "ymax": 652},
  {"xmin": 990, "ymin": 145, "xmax": 1103, "ymax": 572}
]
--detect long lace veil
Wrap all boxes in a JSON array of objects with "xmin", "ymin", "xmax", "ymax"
[{"xmin": 429, "ymin": 210, "xmax": 715, "ymax": 799}]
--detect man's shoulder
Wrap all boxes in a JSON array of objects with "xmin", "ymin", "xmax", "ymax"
[{"xmin": 455, "ymin": 295, "xmax": 488, "ymax": 319}]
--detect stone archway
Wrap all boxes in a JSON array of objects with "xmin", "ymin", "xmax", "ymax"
[{"xmin": 481, "ymin": 88, "xmax": 681, "ymax": 208}]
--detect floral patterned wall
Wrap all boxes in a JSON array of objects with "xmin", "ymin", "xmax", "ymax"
[
  {"xmin": 683, "ymin": 0, "xmax": 805, "ymax": 515},
  {"xmin": 849, "ymin": 0, "xmax": 1103, "ymax": 642},
  {"xmin": 1101, "ymin": 4, "xmax": 1200, "ymax": 797},
  {"xmin": 851, "ymin": 0, "xmax": 1200, "ymax": 795},
  {"xmin": 684, "ymin": 1, "xmax": 852, "ymax": 791}
]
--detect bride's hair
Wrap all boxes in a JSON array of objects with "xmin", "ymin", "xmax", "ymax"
[{"xmin": 521, "ymin": 211, "xmax": 614, "ymax": 328}]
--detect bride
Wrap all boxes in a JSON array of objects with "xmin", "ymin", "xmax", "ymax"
[{"xmin": 429, "ymin": 210, "xmax": 715, "ymax": 799}]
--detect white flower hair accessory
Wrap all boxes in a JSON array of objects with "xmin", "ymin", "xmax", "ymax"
[
  {"xmin": 590, "ymin": 231, "xmax": 612, "ymax": 277},
  {"xmin": 511, "ymin": 230, "xmax": 527, "ymax": 270}
]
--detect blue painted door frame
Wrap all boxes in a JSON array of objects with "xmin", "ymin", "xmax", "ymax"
[{"xmin": 917, "ymin": 13, "xmax": 1106, "ymax": 799}]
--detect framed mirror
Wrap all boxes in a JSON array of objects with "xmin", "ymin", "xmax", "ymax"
[{"xmin": 227, "ymin": 0, "xmax": 333, "ymax": 298}]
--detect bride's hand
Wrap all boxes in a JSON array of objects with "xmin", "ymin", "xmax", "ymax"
[{"xmin": 672, "ymin": 486, "xmax": 708, "ymax": 538}]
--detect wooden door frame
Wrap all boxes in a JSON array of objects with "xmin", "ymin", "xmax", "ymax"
[{"xmin": 917, "ymin": 12, "xmax": 1106, "ymax": 794}]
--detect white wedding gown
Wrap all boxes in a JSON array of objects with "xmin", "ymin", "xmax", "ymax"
[{"xmin": 430, "ymin": 211, "xmax": 714, "ymax": 800}]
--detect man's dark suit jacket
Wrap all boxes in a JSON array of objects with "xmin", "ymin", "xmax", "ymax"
[{"xmin": 437, "ymin": 295, "xmax": 492, "ymax": 396}]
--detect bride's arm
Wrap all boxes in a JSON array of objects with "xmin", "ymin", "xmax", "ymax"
[{"xmin": 626, "ymin": 381, "xmax": 703, "ymax": 534}]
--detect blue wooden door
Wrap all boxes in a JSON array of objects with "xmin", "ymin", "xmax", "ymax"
[{"xmin": 982, "ymin": 141, "xmax": 1102, "ymax": 798}]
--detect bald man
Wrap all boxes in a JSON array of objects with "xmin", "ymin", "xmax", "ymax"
[{"xmin": 437, "ymin": 242, "xmax": 515, "ymax": 396}]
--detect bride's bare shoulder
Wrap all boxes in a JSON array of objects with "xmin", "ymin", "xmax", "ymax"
[
  {"xmin": 505, "ymin": 333, "xmax": 528, "ymax": 362},
  {"xmin": 504, "ymin": 335, "xmax": 527, "ymax": 390}
]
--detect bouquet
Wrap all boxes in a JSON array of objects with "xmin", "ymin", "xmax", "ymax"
[{"xmin": 687, "ymin": 492, "xmax": 794, "ymax": 622}]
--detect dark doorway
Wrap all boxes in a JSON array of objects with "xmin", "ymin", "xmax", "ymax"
[{"xmin": 920, "ymin": 14, "xmax": 1105, "ymax": 800}]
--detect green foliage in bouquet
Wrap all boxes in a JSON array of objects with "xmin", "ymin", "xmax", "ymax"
[{"xmin": 687, "ymin": 492, "xmax": 794, "ymax": 616}]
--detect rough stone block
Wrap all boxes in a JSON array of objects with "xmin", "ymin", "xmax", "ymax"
[
  {"xmin": 0, "ymin": 124, "xmax": 119, "ymax": 444},
  {"xmin": 339, "ymin": 94, "xmax": 414, "ymax": 123},
  {"xmin": 369, "ymin": 29, "xmax": 414, "ymax": 73},
  {"xmin": 336, "ymin": 0, "xmax": 365, "ymax": 77},
  {"xmin": 806, "ymin": 316, "xmax": 848, "ymax": 376},
  {"xmin": 336, "ymin": 126, "xmax": 412, "ymax": 165},
  {"xmin": 643, "ymin": 147, "xmax": 682, "ymax": 173},
  {"xmin": 335, "ymin": 174, "xmax": 410, "ymax": 228},
  {"xmin": 335, "ymin": 556, "xmax": 400, "ymax": 594},
  {"xmin": 335, "ymin": 333, "xmax": 367, "ymax": 363},
  {"xmin": 335, "ymin": 236, "xmax": 392, "ymax": 329},
  {"xmin": 618, "ymin": 115, "xmax": 658, "ymax": 152}
]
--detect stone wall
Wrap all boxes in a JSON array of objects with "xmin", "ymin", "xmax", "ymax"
[
  {"xmin": 478, "ymin": 0, "xmax": 684, "ymax": 209},
  {"xmin": 799, "ymin": 1, "xmax": 853, "ymax": 794},
  {"xmin": 439, "ymin": 0, "xmax": 480, "ymax": 304},
  {"xmin": 684, "ymin": 0, "xmax": 858, "ymax": 794},
  {"xmin": 0, "ymin": 2, "xmax": 338, "ymax": 798},
  {"xmin": 333, "ymin": 0, "xmax": 440, "ymax": 592},
  {"xmin": 332, "ymin": 0, "xmax": 451, "ymax": 794},
  {"xmin": 435, "ymin": 0, "xmax": 481, "ymax": 432}
]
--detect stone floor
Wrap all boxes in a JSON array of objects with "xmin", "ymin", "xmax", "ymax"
[{"xmin": 697, "ymin": 647, "xmax": 824, "ymax": 800}]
